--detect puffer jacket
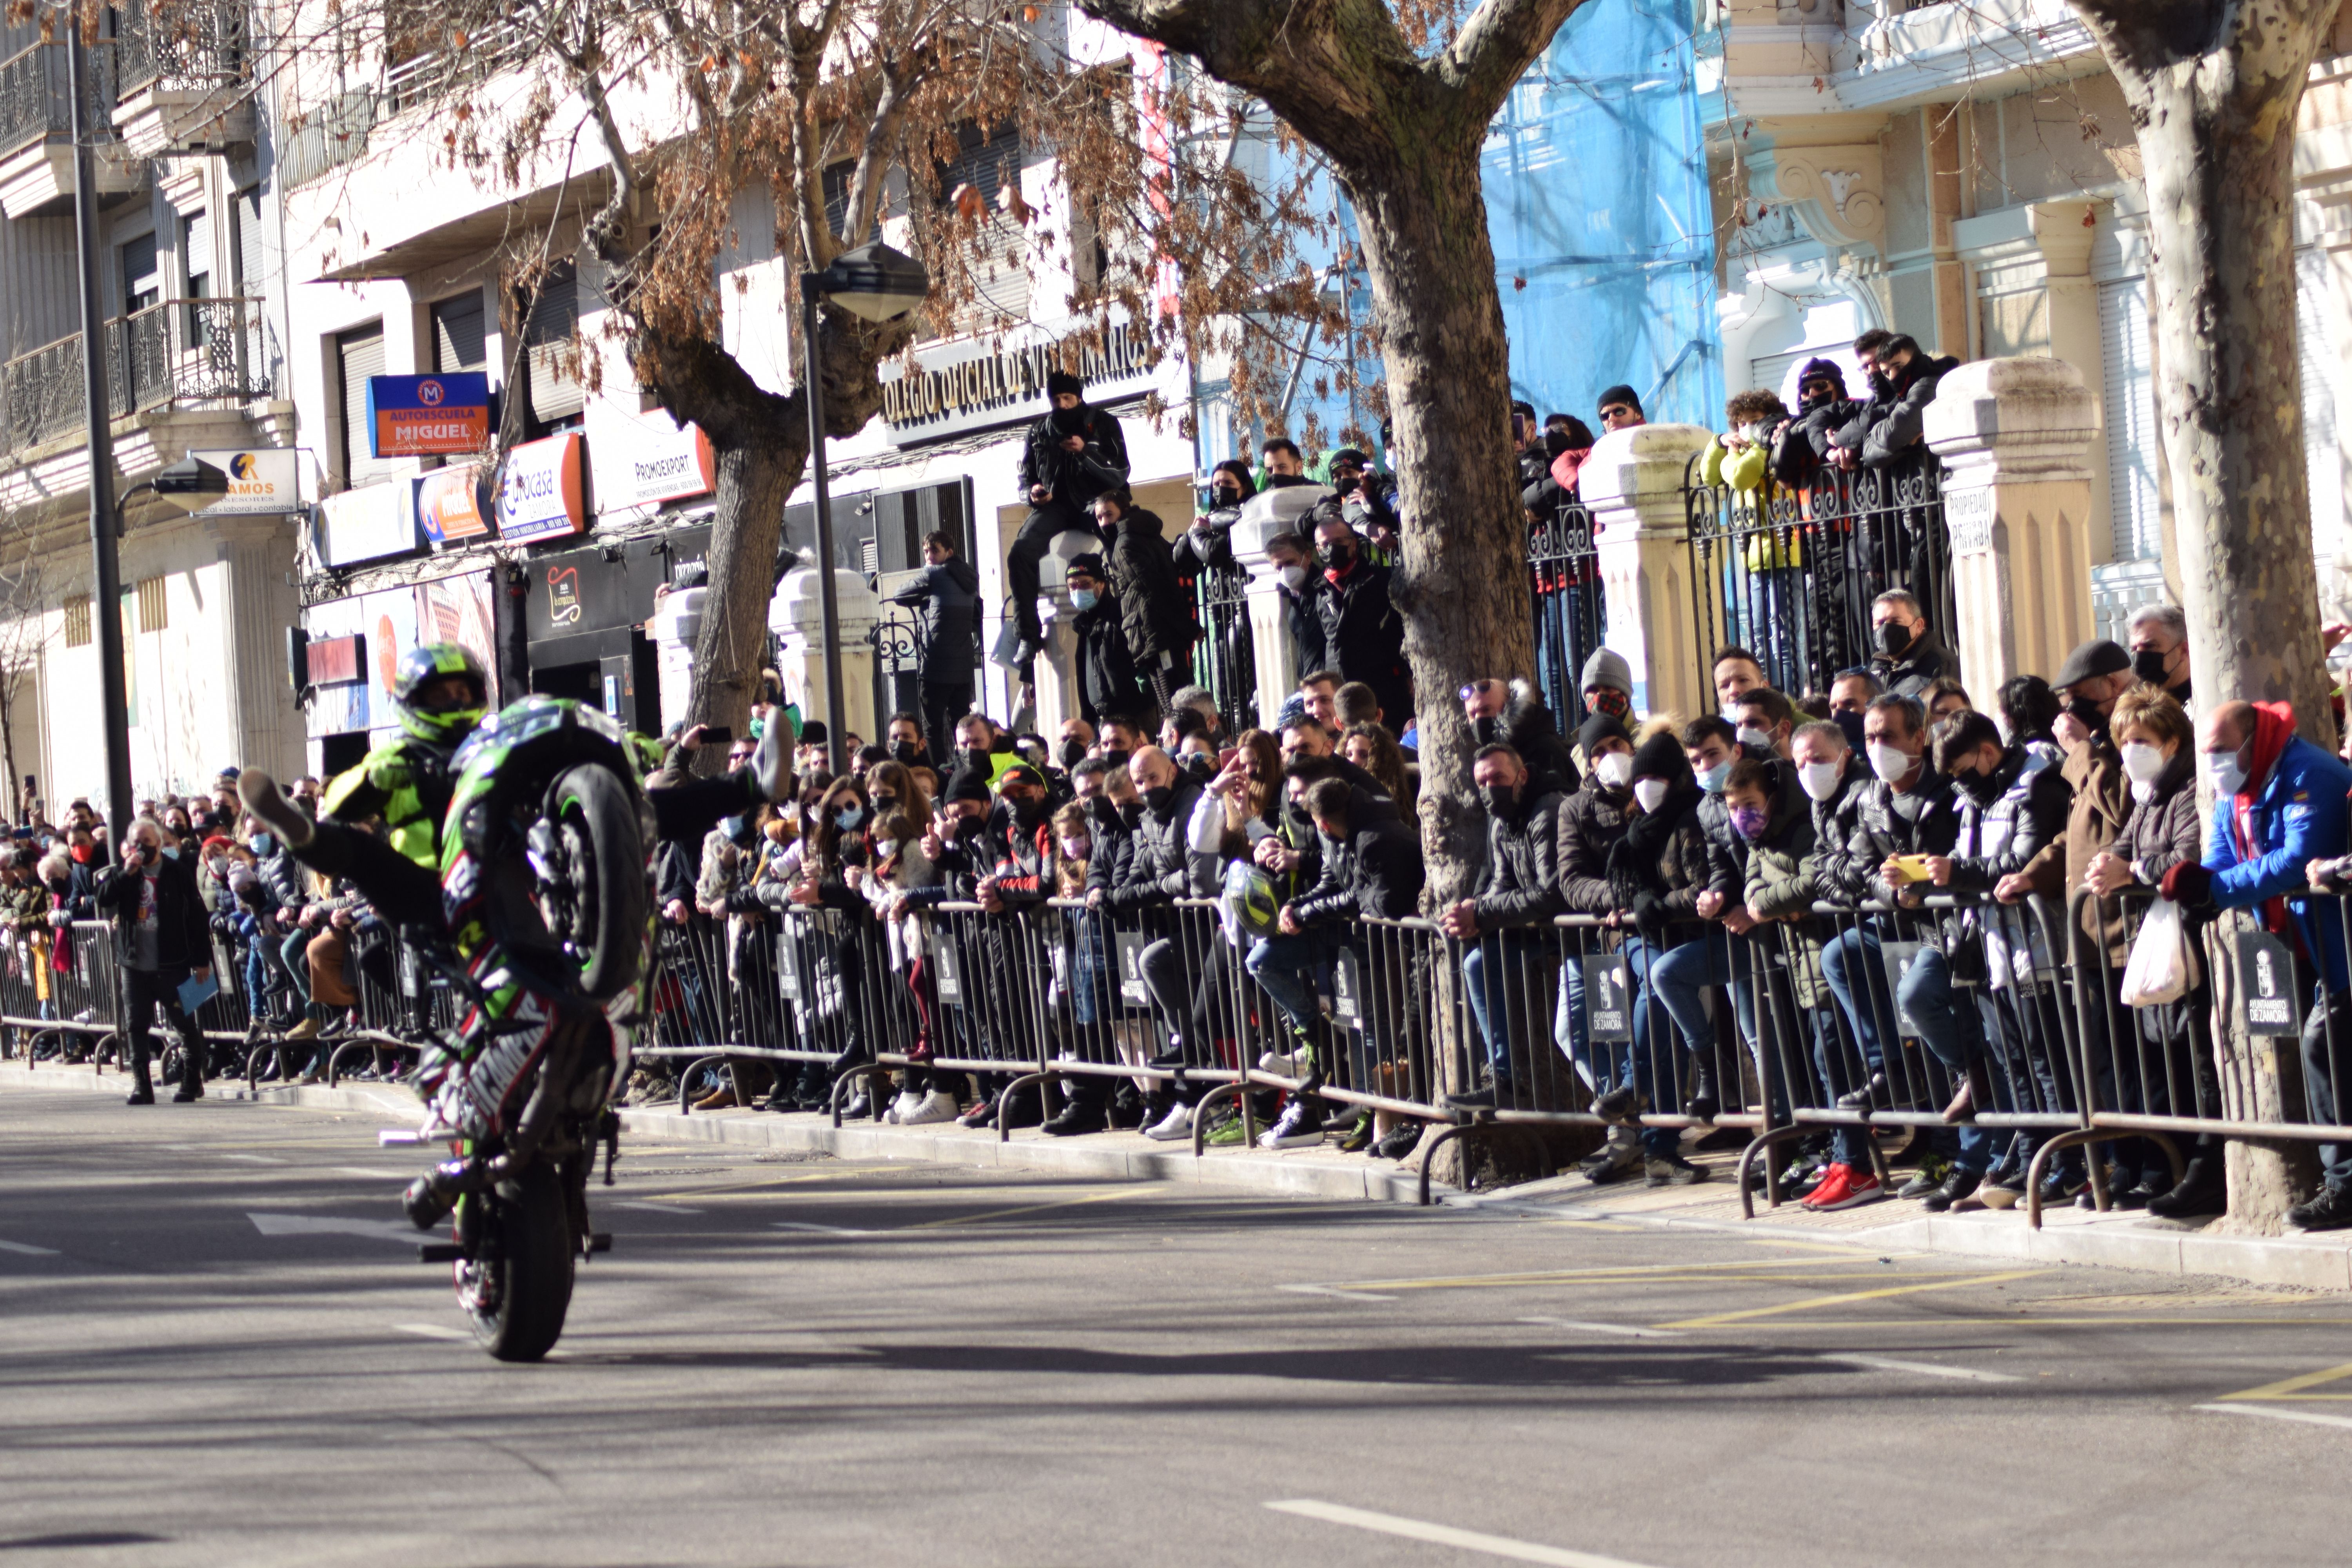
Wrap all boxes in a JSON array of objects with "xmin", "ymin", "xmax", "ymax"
[
  {"xmin": 1557, "ymin": 779, "xmax": 1633, "ymax": 915},
  {"xmin": 1840, "ymin": 354, "xmax": 1959, "ymax": 469},
  {"xmin": 1772, "ymin": 396, "xmax": 1858, "ymax": 487},
  {"xmin": 1742, "ymin": 776, "xmax": 1828, "ymax": 1007},
  {"xmin": 1844, "ymin": 764, "xmax": 1962, "ymax": 904},
  {"xmin": 1945, "ymin": 748, "xmax": 2071, "ymax": 984},
  {"xmin": 2117, "ymin": 746, "xmax": 2203, "ymax": 917},
  {"xmin": 1803, "ymin": 751, "xmax": 1878, "ymax": 905},
  {"xmin": 1606, "ymin": 786, "xmax": 1711, "ymax": 935},
  {"xmin": 1699, "ymin": 758, "xmax": 1798, "ymax": 899},
  {"xmin": 1106, "ymin": 508, "xmax": 1197, "ymax": 670},
  {"xmin": 1291, "ymin": 808, "xmax": 1424, "ymax": 924},
  {"xmin": 1471, "ymin": 786, "xmax": 1565, "ymax": 931},
  {"xmin": 1109, "ymin": 774, "xmax": 1220, "ymax": 910}
]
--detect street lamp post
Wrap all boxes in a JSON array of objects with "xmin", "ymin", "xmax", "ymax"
[{"xmin": 797, "ymin": 241, "xmax": 929, "ymax": 777}]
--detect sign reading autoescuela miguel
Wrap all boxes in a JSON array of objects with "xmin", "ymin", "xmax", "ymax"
[{"xmin": 878, "ymin": 321, "xmax": 1153, "ymax": 445}]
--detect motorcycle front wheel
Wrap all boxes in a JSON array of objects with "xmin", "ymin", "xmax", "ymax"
[
  {"xmin": 461, "ymin": 1164, "xmax": 575, "ymax": 1363},
  {"xmin": 546, "ymin": 762, "xmax": 648, "ymax": 1002}
]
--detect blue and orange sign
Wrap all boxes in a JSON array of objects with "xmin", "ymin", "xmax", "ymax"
[{"xmin": 366, "ymin": 372, "xmax": 492, "ymax": 458}]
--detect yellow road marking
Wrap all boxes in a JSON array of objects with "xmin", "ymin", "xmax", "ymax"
[
  {"xmin": 1659, "ymin": 1268, "xmax": 2045, "ymax": 1329},
  {"xmin": 2214, "ymin": 1359, "xmax": 2352, "ymax": 1403},
  {"xmin": 1329, "ymin": 1255, "xmax": 1893, "ymax": 1293},
  {"xmin": 904, "ymin": 1187, "xmax": 1138, "ymax": 1230}
]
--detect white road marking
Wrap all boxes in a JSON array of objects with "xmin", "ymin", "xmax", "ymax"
[
  {"xmin": 0, "ymin": 1238, "xmax": 60, "ymax": 1256},
  {"xmin": 771, "ymin": 1221, "xmax": 886, "ymax": 1237},
  {"xmin": 1520, "ymin": 1315, "xmax": 1682, "ymax": 1340},
  {"xmin": 1281, "ymin": 1284, "xmax": 1398, "ymax": 1302},
  {"xmin": 1266, "ymin": 1499, "xmax": 1669, "ymax": 1568},
  {"xmin": 614, "ymin": 1201, "xmax": 703, "ymax": 1215},
  {"xmin": 247, "ymin": 1212, "xmax": 425, "ymax": 1245},
  {"xmin": 1819, "ymin": 1353, "xmax": 2020, "ymax": 1384},
  {"xmin": 219, "ymin": 1153, "xmax": 289, "ymax": 1165},
  {"xmin": 332, "ymin": 1167, "xmax": 410, "ymax": 1180},
  {"xmin": 2197, "ymin": 1403, "xmax": 2352, "ymax": 1434},
  {"xmin": 391, "ymin": 1322, "xmax": 472, "ymax": 1342}
]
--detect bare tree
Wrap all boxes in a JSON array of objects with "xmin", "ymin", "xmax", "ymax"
[{"xmin": 1070, "ymin": 0, "xmax": 1585, "ymax": 897}]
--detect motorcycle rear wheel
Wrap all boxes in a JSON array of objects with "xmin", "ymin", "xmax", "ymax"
[
  {"xmin": 465, "ymin": 1164, "xmax": 575, "ymax": 1363},
  {"xmin": 547, "ymin": 762, "xmax": 647, "ymax": 1003}
]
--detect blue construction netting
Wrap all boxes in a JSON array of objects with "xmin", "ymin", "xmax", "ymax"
[{"xmin": 1485, "ymin": 0, "xmax": 1720, "ymax": 431}]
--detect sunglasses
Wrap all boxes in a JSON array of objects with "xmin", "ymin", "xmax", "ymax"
[{"xmin": 1600, "ymin": 405, "xmax": 1635, "ymax": 422}]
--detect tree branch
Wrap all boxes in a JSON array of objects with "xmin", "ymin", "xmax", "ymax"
[{"xmin": 1441, "ymin": 0, "xmax": 1586, "ymax": 120}]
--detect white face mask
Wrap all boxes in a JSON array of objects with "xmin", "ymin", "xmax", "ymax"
[
  {"xmin": 1059, "ymin": 834, "xmax": 1091, "ymax": 859},
  {"xmin": 1278, "ymin": 564, "xmax": 1308, "ymax": 592},
  {"xmin": 1798, "ymin": 758, "xmax": 1844, "ymax": 803},
  {"xmin": 1594, "ymin": 751, "xmax": 1635, "ymax": 789},
  {"xmin": 1632, "ymin": 778, "xmax": 1669, "ymax": 814},
  {"xmin": 2118, "ymin": 739, "xmax": 2167, "ymax": 785},
  {"xmin": 1735, "ymin": 724, "xmax": 1773, "ymax": 753},
  {"xmin": 1867, "ymin": 740, "xmax": 1915, "ymax": 784}
]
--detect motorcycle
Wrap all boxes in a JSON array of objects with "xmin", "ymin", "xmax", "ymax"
[{"xmin": 379, "ymin": 696, "xmax": 652, "ymax": 1363}]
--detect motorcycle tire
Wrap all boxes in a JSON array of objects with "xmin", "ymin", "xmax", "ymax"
[
  {"xmin": 468, "ymin": 1164, "xmax": 575, "ymax": 1363},
  {"xmin": 548, "ymin": 762, "xmax": 648, "ymax": 1003}
]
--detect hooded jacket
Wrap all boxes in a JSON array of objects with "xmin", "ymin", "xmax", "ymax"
[
  {"xmin": 1608, "ymin": 739, "xmax": 1711, "ymax": 933},
  {"xmin": 888, "ymin": 555, "xmax": 982, "ymax": 678},
  {"xmin": 1109, "ymin": 773, "xmax": 1220, "ymax": 910},
  {"xmin": 1069, "ymin": 588, "xmax": 1151, "ymax": 724},
  {"xmin": 1773, "ymin": 394, "xmax": 1859, "ymax": 487},
  {"xmin": 1801, "ymin": 750, "xmax": 1877, "ymax": 905},
  {"xmin": 1742, "ymin": 773, "xmax": 1831, "ymax": 1006},
  {"xmin": 1699, "ymin": 757, "xmax": 1798, "ymax": 899},
  {"xmin": 1017, "ymin": 402, "xmax": 1130, "ymax": 509},
  {"xmin": 1318, "ymin": 554, "xmax": 1412, "ymax": 725},
  {"xmin": 1104, "ymin": 507, "xmax": 1197, "ymax": 669},
  {"xmin": 2203, "ymin": 706, "xmax": 2352, "ymax": 991}
]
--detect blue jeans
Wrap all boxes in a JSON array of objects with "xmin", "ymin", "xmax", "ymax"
[
  {"xmin": 1563, "ymin": 935, "xmax": 1677, "ymax": 1157},
  {"xmin": 1818, "ymin": 925, "xmax": 1893, "ymax": 1082},
  {"xmin": 1247, "ymin": 930, "xmax": 1332, "ymax": 1034},
  {"xmin": 1463, "ymin": 932, "xmax": 1549, "ymax": 1087},
  {"xmin": 1649, "ymin": 925, "xmax": 1760, "ymax": 1064},
  {"xmin": 1894, "ymin": 948, "xmax": 2004, "ymax": 1174}
]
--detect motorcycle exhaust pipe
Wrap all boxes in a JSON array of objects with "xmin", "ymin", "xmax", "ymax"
[{"xmin": 402, "ymin": 1156, "xmax": 486, "ymax": 1232}]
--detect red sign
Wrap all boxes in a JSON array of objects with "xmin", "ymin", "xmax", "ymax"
[{"xmin": 309, "ymin": 633, "xmax": 363, "ymax": 685}]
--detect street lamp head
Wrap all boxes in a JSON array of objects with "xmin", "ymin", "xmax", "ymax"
[
  {"xmin": 151, "ymin": 455, "xmax": 230, "ymax": 514},
  {"xmin": 809, "ymin": 241, "xmax": 931, "ymax": 324}
]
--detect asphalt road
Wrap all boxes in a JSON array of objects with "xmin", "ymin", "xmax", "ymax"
[{"xmin": 10, "ymin": 1088, "xmax": 2352, "ymax": 1568}]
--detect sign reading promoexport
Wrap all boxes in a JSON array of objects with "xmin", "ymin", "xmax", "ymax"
[
  {"xmin": 876, "ymin": 320, "xmax": 1154, "ymax": 444},
  {"xmin": 593, "ymin": 415, "xmax": 715, "ymax": 508},
  {"xmin": 367, "ymin": 372, "xmax": 492, "ymax": 458},
  {"xmin": 495, "ymin": 432, "xmax": 586, "ymax": 544},
  {"xmin": 190, "ymin": 447, "xmax": 302, "ymax": 515}
]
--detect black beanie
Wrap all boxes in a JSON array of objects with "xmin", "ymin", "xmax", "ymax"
[
  {"xmin": 944, "ymin": 766, "xmax": 994, "ymax": 804},
  {"xmin": 1629, "ymin": 729, "xmax": 1688, "ymax": 784},
  {"xmin": 1575, "ymin": 713, "xmax": 1632, "ymax": 755},
  {"xmin": 1597, "ymin": 384, "xmax": 1642, "ymax": 417},
  {"xmin": 1046, "ymin": 369, "xmax": 1083, "ymax": 400}
]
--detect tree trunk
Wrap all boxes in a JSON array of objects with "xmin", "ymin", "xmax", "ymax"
[
  {"xmin": 1346, "ymin": 147, "xmax": 1535, "ymax": 906},
  {"xmin": 688, "ymin": 440, "xmax": 802, "ymax": 739}
]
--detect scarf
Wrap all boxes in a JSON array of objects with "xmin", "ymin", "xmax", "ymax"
[{"xmin": 2229, "ymin": 701, "xmax": 2301, "ymax": 953}]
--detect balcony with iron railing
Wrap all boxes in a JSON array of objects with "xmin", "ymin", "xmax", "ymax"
[
  {"xmin": 0, "ymin": 36, "xmax": 140, "ymax": 218},
  {"xmin": 0, "ymin": 296, "xmax": 278, "ymax": 458},
  {"xmin": 111, "ymin": 0, "xmax": 252, "ymax": 155}
]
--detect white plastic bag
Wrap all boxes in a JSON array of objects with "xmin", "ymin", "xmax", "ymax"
[{"xmin": 2120, "ymin": 895, "xmax": 2196, "ymax": 1007}]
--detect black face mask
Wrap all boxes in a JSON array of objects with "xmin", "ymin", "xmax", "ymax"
[
  {"xmin": 1471, "ymin": 716, "xmax": 1504, "ymax": 747},
  {"xmin": 1953, "ymin": 766, "xmax": 2002, "ymax": 805},
  {"xmin": 1009, "ymin": 793, "xmax": 1044, "ymax": 826},
  {"xmin": 1875, "ymin": 621, "xmax": 1913, "ymax": 658},
  {"xmin": 1142, "ymin": 784, "xmax": 1173, "ymax": 815},
  {"xmin": 957, "ymin": 747, "xmax": 992, "ymax": 776},
  {"xmin": 888, "ymin": 740, "xmax": 922, "ymax": 765},
  {"xmin": 1050, "ymin": 404, "xmax": 1088, "ymax": 436},
  {"xmin": 1212, "ymin": 485, "xmax": 1240, "ymax": 508},
  {"xmin": 1100, "ymin": 748, "xmax": 1131, "ymax": 775},
  {"xmin": 1117, "ymin": 799, "xmax": 1143, "ymax": 828},
  {"xmin": 1088, "ymin": 797, "xmax": 1122, "ymax": 829},
  {"xmin": 1480, "ymin": 782, "xmax": 1519, "ymax": 819},
  {"xmin": 1059, "ymin": 739, "xmax": 1089, "ymax": 771},
  {"xmin": 2064, "ymin": 695, "xmax": 2110, "ymax": 737},
  {"xmin": 1318, "ymin": 543, "xmax": 1352, "ymax": 573},
  {"xmin": 2133, "ymin": 648, "xmax": 2170, "ymax": 687},
  {"xmin": 1181, "ymin": 752, "xmax": 1216, "ymax": 781}
]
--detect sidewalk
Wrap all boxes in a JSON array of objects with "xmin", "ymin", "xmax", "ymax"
[{"xmin": 11, "ymin": 1058, "xmax": 2351, "ymax": 1291}]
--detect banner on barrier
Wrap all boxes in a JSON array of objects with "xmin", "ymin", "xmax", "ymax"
[
  {"xmin": 1114, "ymin": 930, "xmax": 1148, "ymax": 1006},
  {"xmin": 1583, "ymin": 954, "xmax": 1632, "ymax": 1042},
  {"xmin": 2237, "ymin": 931, "xmax": 2299, "ymax": 1035},
  {"xmin": 1331, "ymin": 948, "xmax": 1363, "ymax": 1024}
]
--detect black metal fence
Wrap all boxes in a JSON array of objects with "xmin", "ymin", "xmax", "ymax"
[
  {"xmin": 1191, "ymin": 564, "xmax": 1257, "ymax": 735},
  {"xmin": 1530, "ymin": 499, "xmax": 1604, "ymax": 728},
  {"xmin": 1685, "ymin": 455, "xmax": 1953, "ymax": 702}
]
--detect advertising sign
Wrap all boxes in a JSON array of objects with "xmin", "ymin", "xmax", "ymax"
[
  {"xmin": 191, "ymin": 447, "xmax": 302, "ymax": 516},
  {"xmin": 416, "ymin": 463, "xmax": 491, "ymax": 543},
  {"xmin": 495, "ymin": 433, "xmax": 586, "ymax": 544},
  {"xmin": 316, "ymin": 481, "xmax": 417, "ymax": 567},
  {"xmin": 366, "ymin": 372, "xmax": 492, "ymax": 457},
  {"xmin": 597, "ymin": 415, "xmax": 715, "ymax": 507}
]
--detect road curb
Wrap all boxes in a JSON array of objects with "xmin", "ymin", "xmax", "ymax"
[{"xmin": 15, "ymin": 1058, "xmax": 2350, "ymax": 1290}]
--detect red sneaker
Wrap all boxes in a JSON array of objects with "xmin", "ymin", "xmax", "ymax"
[
  {"xmin": 1816, "ymin": 1168, "xmax": 1885, "ymax": 1210},
  {"xmin": 1801, "ymin": 1163, "xmax": 1856, "ymax": 1210}
]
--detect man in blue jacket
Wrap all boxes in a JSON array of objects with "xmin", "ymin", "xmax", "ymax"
[{"xmin": 2165, "ymin": 700, "xmax": 2352, "ymax": 1229}]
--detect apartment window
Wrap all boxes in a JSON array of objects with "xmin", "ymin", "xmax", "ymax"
[
  {"xmin": 120, "ymin": 231, "xmax": 160, "ymax": 314},
  {"xmin": 523, "ymin": 261, "xmax": 583, "ymax": 429},
  {"xmin": 136, "ymin": 577, "xmax": 167, "ymax": 633},
  {"xmin": 432, "ymin": 289, "xmax": 487, "ymax": 373},
  {"xmin": 62, "ymin": 595, "xmax": 91, "ymax": 648},
  {"xmin": 2098, "ymin": 276, "xmax": 2159, "ymax": 563},
  {"xmin": 232, "ymin": 186, "xmax": 264, "ymax": 296},
  {"xmin": 182, "ymin": 209, "xmax": 213, "ymax": 343},
  {"xmin": 336, "ymin": 323, "xmax": 393, "ymax": 489},
  {"xmin": 930, "ymin": 122, "xmax": 1029, "ymax": 337},
  {"xmin": 2299, "ymin": 247, "xmax": 2342, "ymax": 564}
]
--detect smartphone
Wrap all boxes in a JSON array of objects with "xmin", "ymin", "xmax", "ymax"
[
  {"xmin": 1886, "ymin": 855, "xmax": 1935, "ymax": 885},
  {"xmin": 701, "ymin": 725, "xmax": 733, "ymax": 745}
]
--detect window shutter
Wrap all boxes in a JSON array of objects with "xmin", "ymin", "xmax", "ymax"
[
  {"xmin": 432, "ymin": 290, "xmax": 486, "ymax": 373},
  {"xmin": 524, "ymin": 262, "xmax": 582, "ymax": 422},
  {"xmin": 2097, "ymin": 276, "xmax": 2159, "ymax": 563},
  {"xmin": 183, "ymin": 208, "xmax": 212, "ymax": 292},
  {"xmin": 2299, "ymin": 247, "xmax": 2342, "ymax": 563},
  {"xmin": 120, "ymin": 230, "xmax": 160, "ymax": 311},
  {"xmin": 234, "ymin": 187, "xmax": 263, "ymax": 295},
  {"xmin": 337, "ymin": 325, "xmax": 394, "ymax": 488}
]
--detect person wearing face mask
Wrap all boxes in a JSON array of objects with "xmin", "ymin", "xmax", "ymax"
[
  {"xmin": 1772, "ymin": 357, "xmax": 1860, "ymax": 490},
  {"xmin": 1101, "ymin": 747, "xmax": 1222, "ymax": 1140},
  {"xmin": 1094, "ymin": 487, "xmax": 1199, "ymax": 718},
  {"xmin": 1261, "ymin": 530, "xmax": 1329, "ymax": 682},
  {"xmin": 1461, "ymin": 677, "xmax": 1581, "ymax": 797},
  {"xmin": 1063, "ymin": 554, "xmax": 1153, "ymax": 730},
  {"xmin": 94, "ymin": 817, "xmax": 213, "ymax": 1104},
  {"xmin": 2027, "ymin": 638, "xmax": 2134, "ymax": 994},
  {"xmin": 1994, "ymin": 673, "xmax": 2066, "ymax": 777},
  {"xmin": 1174, "ymin": 459, "xmax": 1254, "ymax": 582},
  {"xmin": 1574, "ymin": 729, "xmax": 1712, "ymax": 1185},
  {"xmin": 951, "ymin": 713, "xmax": 1020, "ymax": 790},
  {"xmin": 2085, "ymin": 687, "xmax": 2223, "ymax": 1216},
  {"xmin": 1866, "ymin": 590, "xmax": 1954, "ymax": 699},
  {"xmin": 1711, "ymin": 646, "xmax": 1769, "ymax": 722},
  {"xmin": 883, "ymin": 711, "xmax": 932, "ymax": 773},
  {"xmin": 2177, "ymin": 701, "xmax": 2352, "ymax": 1231},
  {"xmin": 1433, "ymin": 744, "xmax": 1566, "ymax": 1115},
  {"xmin": 1579, "ymin": 647, "xmax": 1637, "ymax": 725},
  {"xmin": 1550, "ymin": 713, "xmax": 1641, "ymax": 1172},
  {"xmin": 1732, "ymin": 687, "xmax": 1797, "ymax": 761},
  {"xmin": 1886, "ymin": 710, "xmax": 2074, "ymax": 1213},
  {"xmin": 1707, "ymin": 389, "xmax": 1808, "ymax": 674},
  {"xmin": 2126, "ymin": 601, "xmax": 2194, "ymax": 711},
  {"xmin": 1826, "ymin": 667, "xmax": 1882, "ymax": 751},
  {"xmin": 886, "ymin": 531, "xmax": 980, "ymax": 755},
  {"xmin": 1054, "ymin": 717, "xmax": 1097, "ymax": 777},
  {"xmin": 1310, "ymin": 502, "xmax": 1413, "ymax": 731},
  {"xmin": 1008, "ymin": 369, "xmax": 1131, "ymax": 681}
]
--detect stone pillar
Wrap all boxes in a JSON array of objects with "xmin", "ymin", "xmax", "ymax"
[
  {"xmin": 1581, "ymin": 423, "xmax": 1717, "ymax": 721},
  {"xmin": 1032, "ymin": 526, "xmax": 1107, "ymax": 739},
  {"xmin": 1230, "ymin": 487, "xmax": 1332, "ymax": 729},
  {"xmin": 205, "ymin": 513, "xmax": 303, "ymax": 778},
  {"xmin": 2029, "ymin": 200, "xmax": 2112, "ymax": 563},
  {"xmin": 769, "ymin": 568, "xmax": 880, "ymax": 745},
  {"xmin": 647, "ymin": 585, "xmax": 704, "ymax": 735},
  {"xmin": 1923, "ymin": 357, "xmax": 2101, "ymax": 693}
]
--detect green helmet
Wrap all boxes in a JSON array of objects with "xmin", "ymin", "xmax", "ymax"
[{"xmin": 392, "ymin": 642, "xmax": 488, "ymax": 747}]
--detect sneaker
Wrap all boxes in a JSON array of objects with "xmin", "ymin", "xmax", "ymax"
[
  {"xmin": 1203, "ymin": 1111, "xmax": 1249, "ymax": 1147},
  {"xmin": 900, "ymin": 1089, "xmax": 960, "ymax": 1126},
  {"xmin": 1591, "ymin": 1085, "xmax": 1645, "ymax": 1124},
  {"xmin": 883, "ymin": 1090, "xmax": 918, "ymax": 1125},
  {"xmin": 1896, "ymin": 1154, "xmax": 1951, "ymax": 1200},
  {"xmin": 1581, "ymin": 1137, "xmax": 1643, "ymax": 1185},
  {"xmin": 1800, "ymin": 1163, "xmax": 1858, "ymax": 1210},
  {"xmin": 1338, "ymin": 1112, "xmax": 1375, "ymax": 1153},
  {"xmin": 1258, "ymin": 1100, "xmax": 1324, "ymax": 1151},
  {"xmin": 1258, "ymin": 1047, "xmax": 1310, "ymax": 1079},
  {"xmin": 1141, "ymin": 1102, "xmax": 1194, "ymax": 1142},
  {"xmin": 237, "ymin": 769, "xmax": 316, "ymax": 851},
  {"xmin": 1976, "ymin": 1176, "xmax": 2023, "ymax": 1210},
  {"xmin": 2147, "ymin": 1158, "xmax": 2227, "ymax": 1220},
  {"xmin": 1645, "ymin": 1154, "xmax": 1707, "ymax": 1187},
  {"xmin": 1373, "ymin": 1121, "xmax": 1425, "ymax": 1160},
  {"xmin": 1807, "ymin": 1164, "xmax": 1884, "ymax": 1210},
  {"xmin": 2038, "ymin": 1169, "xmax": 2086, "ymax": 1208},
  {"xmin": 1443, "ymin": 1085, "xmax": 1503, "ymax": 1112},
  {"xmin": 750, "ymin": 719, "xmax": 792, "ymax": 801},
  {"xmin": 957, "ymin": 1097, "xmax": 998, "ymax": 1130},
  {"xmin": 2288, "ymin": 1183, "xmax": 2352, "ymax": 1232},
  {"xmin": 1919, "ymin": 1168, "xmax": 1981, "ymax": 1213},
  {"xmin": 1041, "ymin": 1096, "xmax": 1107, "ymax": 1137}
]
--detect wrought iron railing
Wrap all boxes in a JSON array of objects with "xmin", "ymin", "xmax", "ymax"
[
  {"xmin": 113, "ymin": 0, "xmax": 247, "ymax": 98},
  {"xmin": 0, "ymin": 296, "xmax": 276, "ymax": 452},
  {"xmin": 1529, "ymin": 498, "xmax": 1604, "ymax": 728},
  {"xmin": 0, "ymin": 38, "xmax": 115, "ymax": 160}
]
